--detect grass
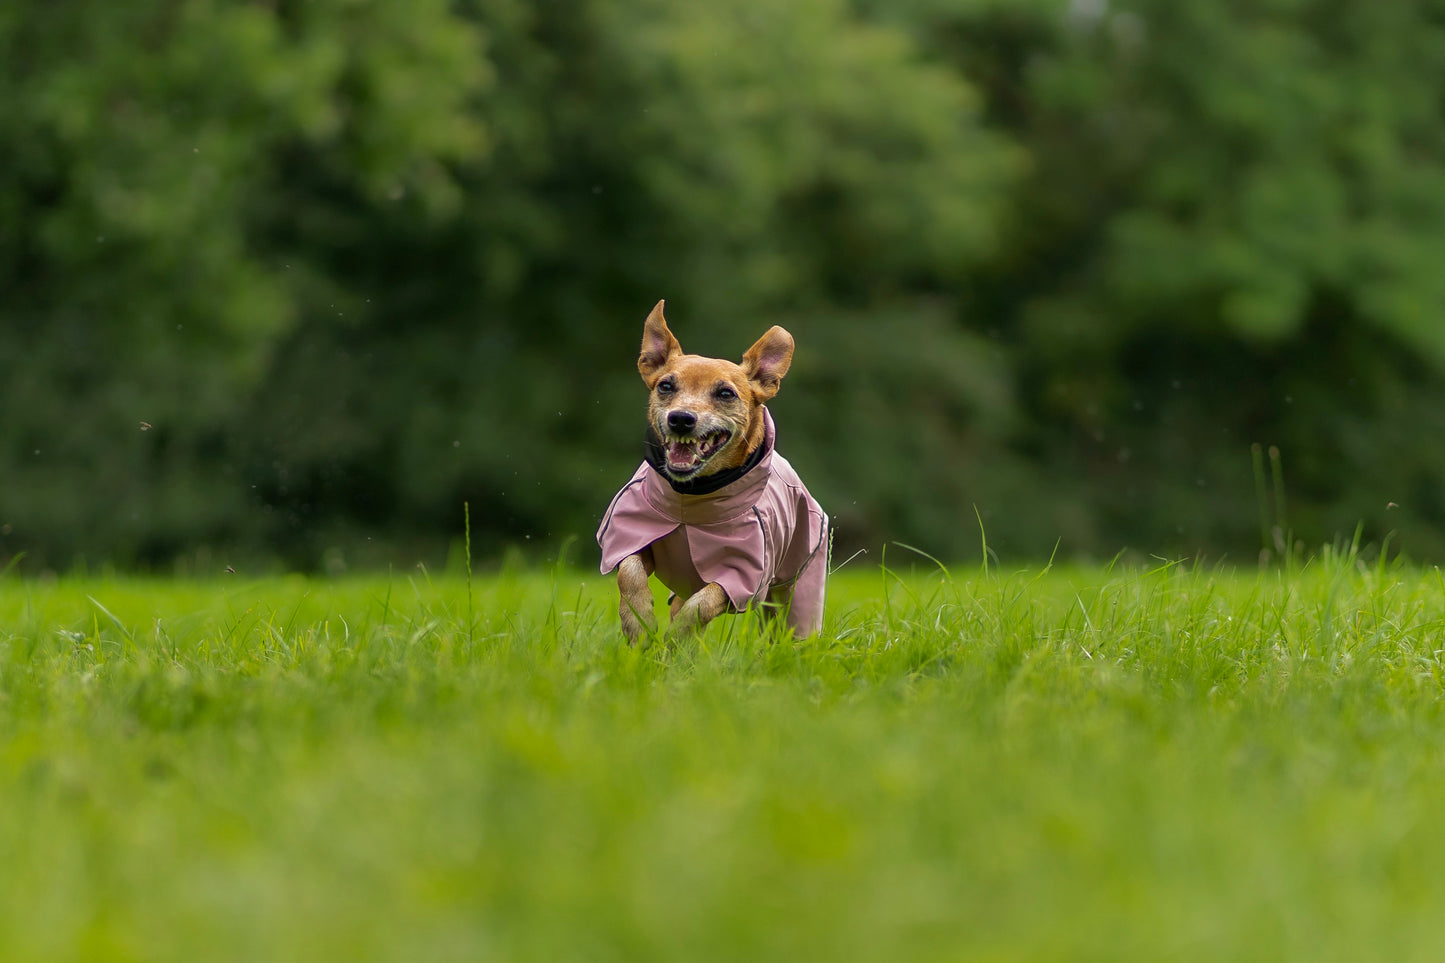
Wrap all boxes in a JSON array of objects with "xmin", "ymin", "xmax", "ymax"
[{"xmin": 3, "ymin": 550, "xmax": 1445, "ymax": 960}]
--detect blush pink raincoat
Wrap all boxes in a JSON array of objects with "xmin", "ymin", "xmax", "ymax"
[{"xmin": 597, "ymin": 409, "xmax": 828, "ymax": 636}]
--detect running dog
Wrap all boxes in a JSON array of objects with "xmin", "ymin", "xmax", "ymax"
[{"xmin": 597, "ymin": 300, "xmax": 828, "ymax": 642}]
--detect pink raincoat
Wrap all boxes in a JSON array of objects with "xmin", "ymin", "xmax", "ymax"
[{"xmin": 597, "ymin": 409, "xmax": 828, "ymax": 636}]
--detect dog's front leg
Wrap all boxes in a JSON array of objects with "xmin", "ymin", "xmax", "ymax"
[
  {"xmin": 618, "ymin": 552, "xmax": 657, "ymax": 644},
  {"xmin": 669, "ymin": 582, "xmax": 729, "ymax": 638}
]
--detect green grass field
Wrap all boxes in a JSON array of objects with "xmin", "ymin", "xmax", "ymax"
[{"xmin": 4, "ymin": 552, "xmax": 1445, "ymax": 961}]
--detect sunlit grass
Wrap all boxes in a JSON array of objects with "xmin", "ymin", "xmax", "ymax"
[{"xmin": 2, "ymin": 552, "xmax": 1445, "ymax": 961}]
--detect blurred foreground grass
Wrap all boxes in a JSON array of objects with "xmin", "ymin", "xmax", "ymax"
[{"xmin": 3, "ymin": 555, "xmax": 1445, "ymax": 961}]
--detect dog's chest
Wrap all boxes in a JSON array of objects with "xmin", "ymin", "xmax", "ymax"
[{"xmin": 649, "ymin": 526, "xmax": 707, "ymax": 599}]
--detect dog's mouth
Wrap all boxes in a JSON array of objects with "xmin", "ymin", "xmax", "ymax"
[{"xmin": 661, "ymin": 430, "xmax": 732, "ymax": 477}]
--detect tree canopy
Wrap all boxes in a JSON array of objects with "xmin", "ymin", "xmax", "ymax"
[{"xmin": 4, "ymin": 0, "xmax": 1445, "ymax": 570}]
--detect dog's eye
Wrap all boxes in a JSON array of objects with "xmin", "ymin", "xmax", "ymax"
[
  {"xmin": 657, "ymin": 379, "xmax": 675, "ymax": 394},
  {"xmin": 716, "ymin": 386, "xmax": 737, "ymax": 400}
]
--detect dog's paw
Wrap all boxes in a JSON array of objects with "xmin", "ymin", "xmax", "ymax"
[
  {"xmin": 666, "ymin": 583, "xmax": 728, "ymax": 640},
  {"xmin": 620, "ymin": 601, "xmax": 657, "ymax": 646}
]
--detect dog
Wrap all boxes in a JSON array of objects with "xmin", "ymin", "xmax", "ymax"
[{"xmin": 597, "ymin": 300, "xmax": 828, "ymax": 642}]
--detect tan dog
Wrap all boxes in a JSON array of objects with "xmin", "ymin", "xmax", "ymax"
[{"xmin": 597, "ymin": 301, "xmax": 828, "ymax": 642}]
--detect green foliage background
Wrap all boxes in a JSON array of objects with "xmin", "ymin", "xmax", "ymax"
[{"xmin": 4, "ymin": 0, "xmax": 1445, "ymax": 570}]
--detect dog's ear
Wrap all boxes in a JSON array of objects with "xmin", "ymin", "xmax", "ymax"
[
  {"xmin": 638, "ymin": 300, "xmax": 682, "ymax": 383},
  {"xmin": 741, "ymin": 326, "xmax": 794, "ymax": 401}
]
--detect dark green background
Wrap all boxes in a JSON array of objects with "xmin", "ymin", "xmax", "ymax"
[{"xmin": 5, "ymin": 0, "xmax": 1443, "ymax": 571}]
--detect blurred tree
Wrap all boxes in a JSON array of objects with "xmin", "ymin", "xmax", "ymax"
[
  {"xmin": 866, "ymin": 0, "xmax": 1445, "ymax": 559},
  {"xmin": 8, "ymin": 0, "xmax": 1445, "ymax": 570},
  {"xmin": 238, "ymin": 0, "xmax": 1020, "ymax": 567},
  {"xmin": 0, "ymin": 0, "xmax": 490, "ymax": 565}
]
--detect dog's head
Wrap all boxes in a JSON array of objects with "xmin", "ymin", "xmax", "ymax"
[{"xmin": 636, "ymin": 300, "xmax": 793, "ymax": 482}]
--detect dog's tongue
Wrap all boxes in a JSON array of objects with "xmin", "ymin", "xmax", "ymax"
[{"xmin": 666, "ymin": 441, "xmax": 700, "ymax": 471}]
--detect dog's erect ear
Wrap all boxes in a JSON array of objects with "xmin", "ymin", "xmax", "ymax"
[
  {"xmin": 741, "ymin": 326, "xmax": 794, "ymax": 401},
  {"xmin": 638, "ymin": 300, "xmax": 682, "ymax": 382}
]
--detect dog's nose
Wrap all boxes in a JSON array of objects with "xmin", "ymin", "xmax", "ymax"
[{"xmin": 667, "ymin": 410, "xmax": 697, "ymax": 434}]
